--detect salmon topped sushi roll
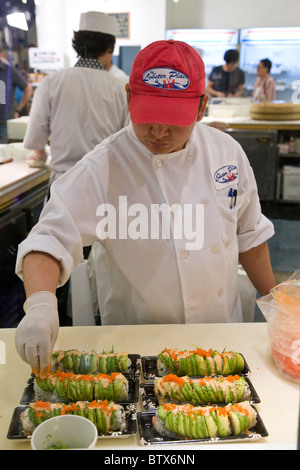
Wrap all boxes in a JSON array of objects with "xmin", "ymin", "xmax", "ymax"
[
  {"xmin": 34, "ymin": 371, "xmax": 129, "ymax": 403},
  {"xmin": 154, "ymin": 374, "xmax": 251, "ymax": 405},
  {"xmin": 20, "ymin": 400, "xmax": 126, "ymax": 435},
  {"xmin": 51, "ymin": 349, "xmax": 132, "ymax": 375},
  {"xmin": 157, "ymin": 348, "xmax": 245, "ymax": 376},
  {"xmin": 152, "ymin": 401, "xmax": 257, "ymax": 440}
]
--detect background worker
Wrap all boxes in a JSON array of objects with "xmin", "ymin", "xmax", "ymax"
[
  {"xmin": 0, "ymin": 51, "xmax": 33, "ymax": 143},
  {"xmin": 22, "ymin": 11, "xmax": 130, "ymax": 324},
  {"xmin": 253, "ymin": 58, "xmax": 276, "ymax": 102},
  {"xmin": 206, "ymin": 49, "xmax": 245, "ymax": 97},
  {"xmin": 106, "ymin": 60, "xmax": 129, "ymax": 83},
  {"xmin": 23, "ymin": 11, "xmax": 129, "ymax": 183}
]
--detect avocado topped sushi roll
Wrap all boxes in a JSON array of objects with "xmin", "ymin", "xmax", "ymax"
[
  {"xmin": 157, "ymin": 348, "xmax": 245, "ymax": 376},
  {"xmin": 20, "ymin": 400, "xmax": 126, "ymax": 435},
  {"xmin": 51, "ymin": 349, "xmax": 132, "ymax": 375},
  {"xmin": 152, "ymin": 401, "xmax": 257, "ymax": 440},
  {"xmin": 34, "ymin": 371, "xmax": 129, "ymax": 403},
  {"xmin": 154, "ymin": 374, "xmax": 250, "ymax": 405}
]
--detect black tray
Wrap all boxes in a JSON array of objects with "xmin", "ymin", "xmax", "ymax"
[
  {"xmin": 140, "ymin": 376, "xmax": 260, "ymax": 410},
  {"xmin": 20, "ymin": 374, "xmax": 140, "ymax": 405},
  {"xmin": 52, "ymin": 353, "xmax": 141, "ymax": 378},
  {"xmin": 142, "ymin": 354, "xmax": 251, "ymax": 380},
  {"xmin": 137, "ymin": 405, "xmax": 268, "ymax": 446},
  {"xmin": 7, "ymin": 403, "xmax": 137, "ymax": 440}
]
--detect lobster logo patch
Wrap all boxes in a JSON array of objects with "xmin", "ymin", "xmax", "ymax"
[
  {"xmin": 142, "ymin": 68, "xmax": 190, "ymax": 90},
  {"xmin": 211, "ymin": 163, "xmax": 239, "ymax": 190}
]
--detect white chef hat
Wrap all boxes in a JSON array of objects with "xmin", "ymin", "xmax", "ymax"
[{"xmin": 79, "ymin": 11, "xmax": 117, "ymax": 36}]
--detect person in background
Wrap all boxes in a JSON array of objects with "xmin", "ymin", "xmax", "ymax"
[
  {"xmin": 0, "ymin": 52, "xmax": 33, "ymax": 143},
  {"xmin": 206, "ymin": 49, "xmax": 245, "ymax": 98},
  {"xmin": 253, "ymin": 58, "xmax": 276, "ymax": 102},
  {"xmin": 106, "ymin": 60, "xmax": 129, "ymax": 83},
  {"xmin": 14, "ymin": 40, "xmax": 275, "ymax": 376},
  {"xmin": 23, "ymin": 11, "xmax": 129, "ymax": 183},
  {"xmin": 22, "ymin": 12, "xmax": 130, "ymax": 325}
]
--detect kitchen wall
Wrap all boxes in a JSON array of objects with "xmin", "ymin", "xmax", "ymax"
[
  {"xmin": 36, "ymin": 0, "xmax": 166, "ymax": 67},
  {"xmin": 166, "ymin": 0, "xmax": 300, "ymax": 29},
  {"xmin": 34, "ymin": 0, "xmax": 300, "ymax": 67}
]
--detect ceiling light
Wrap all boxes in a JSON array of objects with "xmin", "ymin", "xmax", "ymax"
[{"xmin": 6, "ymin": 12, "xmax": 29, "ymax": 31}]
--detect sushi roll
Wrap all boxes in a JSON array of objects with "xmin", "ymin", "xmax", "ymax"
[
  {"xmin": 157, "ymin": 348, "xmax": 245, "ymax": 376},
  {"xmin": 152, "ymin": 401, "xmax": 257, "ymax": 440},
  {"xmin": 20, "ymin": 400, "xmax": 126, "ymax": 435},
  {"xmin": 34, "ymin": 371, "xmax": 129, "ymax": 402},
  {"xmin": 51, "ymin": 349, "xmax": 132, "ymax": 375},
  {"xmin": 154, "ymin": 374, "xmax": 251, "ymax": 405}
]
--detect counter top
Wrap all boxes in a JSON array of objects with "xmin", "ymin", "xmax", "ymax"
[
  {"xmin": 0, "ymin": 323, "xmax": 299, "ymax": 450},
  {"xmin": 0, "ymin": 159, "xmax": 49, "ymax": 211},
  {"xmin": 203, "ymin": 115, "xmax": 300, "ymax": 130}
]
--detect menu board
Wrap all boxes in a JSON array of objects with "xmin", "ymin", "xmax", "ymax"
[
  {"xmin": 28, "ymin": 48, "xmax": 64, "ymax": 70},
  {"xmin": 108, "ymin": 13, "xmax": 130, "ymax": 39}
]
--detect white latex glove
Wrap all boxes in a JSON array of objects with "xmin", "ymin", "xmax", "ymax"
[{"xmin": 15, "ymin": 291, "xmax": 59, "ymax": 377}]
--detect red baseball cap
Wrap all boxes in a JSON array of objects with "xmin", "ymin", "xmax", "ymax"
[{"xmin": 129, "ymin": 40, "xmax": 206, "ymax": 126}]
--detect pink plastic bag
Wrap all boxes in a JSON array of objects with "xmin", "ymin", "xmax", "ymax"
[{"xmin": 256, "ymin": 270, "xmax": 300, "ymax": 383}]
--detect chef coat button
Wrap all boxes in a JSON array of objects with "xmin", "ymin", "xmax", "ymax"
[
  {"xmin": 217, "ymin": 288, "xmax": 223, "ymax": 297},
  {"xmin": 201, "ymin": 198, "xmax": 209, "ymax": 206},
  {"xmin": 185, "ymin": 153, "xmax": 192, "ymax": 160},
  {"xmin": 155, "ymin": 159, "xmax": 162, "ymax": 167},
  {"xmin": 170, "ymin": 203, "xmax": 180, "ymax": 212},
  {"xmin": 180, "ymin": 250, "xmax": 189, "ymax": 260},
  {"xmin": 187, "ymin": 297, "xmax": 196, "ymax": 307},
  {"xmin": 212, "ymin": 244, "xmax": 219, "ymax": 254}
]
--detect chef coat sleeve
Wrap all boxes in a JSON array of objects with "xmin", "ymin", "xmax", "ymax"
[
  {"xmin": 236, "ymin": 151, "xmax": 274, "ymax": 253},
  {"xmin": 23, "ymin": 76, "xmax": 51, "ymax": 150},
  {"xmin": 15, "ymin": 160, "xmax": 102, "ymax": 286}
]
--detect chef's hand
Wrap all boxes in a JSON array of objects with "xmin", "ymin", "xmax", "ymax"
[
  {"xmin": 26, "ymin": 149, "xmax": 48, "ymax": 168},
  {"xmin": 15, "ymin": 291, "xmax": 59, "ymax": 377},
  {"xmin": 208, "ymin": 121, "xmax": 229, "ymax": 131}
]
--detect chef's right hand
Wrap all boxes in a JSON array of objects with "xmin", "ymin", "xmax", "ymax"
[
  {"xmin": 26, "ymin": 149, "xmax": 48, "ymax": 168},
  {"xmin": 15, "ymin": 291, "xmax": 59, "ymax": 377}
]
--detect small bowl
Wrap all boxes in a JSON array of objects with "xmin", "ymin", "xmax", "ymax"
[{"xmin": 31, "ymin": 415, "xmax": 98, "ymax": 450}]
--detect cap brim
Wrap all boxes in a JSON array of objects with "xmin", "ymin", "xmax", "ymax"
[{"xmin": 129, "ymin": 92, "xmax": 201, "ymax": 127}]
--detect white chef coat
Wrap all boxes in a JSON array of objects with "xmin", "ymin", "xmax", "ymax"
[
  {"xmin": 16, "ymin": 122, "xmax": 274, "ymax": 325},
  {"xmin": 108, "ymin": 64, "xmax": 129, "ymax": 83},
  {"xmin": 23, "ymin": 65, "xmax": 130, "ymax": 175}
]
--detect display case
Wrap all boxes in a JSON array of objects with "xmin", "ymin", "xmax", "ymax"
[
  {"xmin": 239, "ymin": 27, "xmax": 300, "ymax": 101},
  {"xmin": 165, "ymin": 28, "xmax": 239, "ymax": 76},
  {"xmin": 225, "ymin": 129, "xmax": 277, "ymax": 201}
]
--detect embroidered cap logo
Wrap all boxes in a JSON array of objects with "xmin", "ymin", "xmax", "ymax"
[{"xmin": 142, "ymin": 67, "xmax": 190, "ymax": 90}]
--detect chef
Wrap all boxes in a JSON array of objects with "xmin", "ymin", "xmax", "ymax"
[
  {"xmin": 15, "ymin": 40, "xmax": 276, "ymax": 376},
  {"xmin": 206, "ymin": 49, "xmax": 245, "ymax": 98},
  {"xmin": 22, "ymin": 11, "xmax": 130, "ymax": 325},
  {"xmin": 23, "ymin": 11, "xmax": 129, "ymax": 183}
]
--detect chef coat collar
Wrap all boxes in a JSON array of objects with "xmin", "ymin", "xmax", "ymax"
[
  {"xmin": 74, "ymin": 57, "xmax": 104, "ymax": 70},
  {"xmin": 128, "ymin": 121, "xmax": 196, "ymax": 161}
]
